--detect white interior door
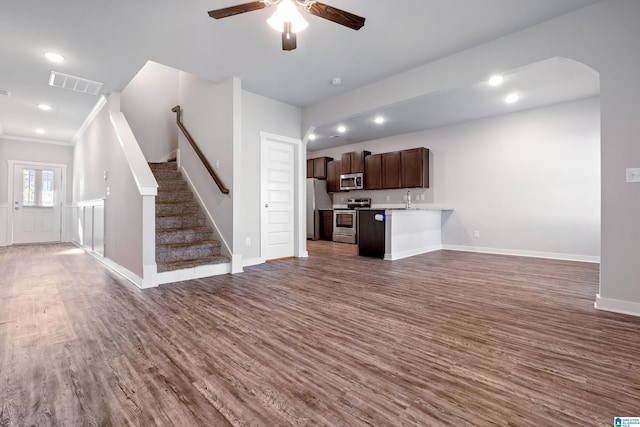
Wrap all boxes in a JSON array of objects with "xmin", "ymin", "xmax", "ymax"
[
  {"xmin": 12, "ymin": 163, "xmax": 62, "ymax": 244},
  {"xmin": 261, "ymin": 137, "xmax": 295, "ymax": 261}
]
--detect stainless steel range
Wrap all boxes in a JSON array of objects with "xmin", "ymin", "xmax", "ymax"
[{"xmin": 333, "ymin": 198, "xmax": 371, "ymax": 244}]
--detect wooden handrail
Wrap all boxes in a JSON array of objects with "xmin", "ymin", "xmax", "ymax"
[{"xmin": 171, "ymin": 105, "xmax": 230, "ymax": 195}]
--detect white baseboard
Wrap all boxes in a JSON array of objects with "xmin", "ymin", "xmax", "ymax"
[
  {"xmin": 73, "ymin": 241, "xmax": 150, "ymax": 289},
  {"xmin": 384, "ymin": 244, "xmax": 442, "ymax": 261},
  {"xmin": 442, "ymin": 244, "xmax": 600, "ymax": 263},
  {"xmin": 156, "ymin": 262, "xmax": 230, "ymax": 285},
  {"xmin": 595, "ymin": 294, "xmax": 640, "ymax": 318},
  {"xmin": 150, "ymin": 150, "xmax": 178, "ymax": 163},
  {"xmin": 0, "ymin": 203, "xmax": 8, "ymax": 246},
  {"xmin": 243, "ymin": 257, "xmax": 265, "ymax": 268}
]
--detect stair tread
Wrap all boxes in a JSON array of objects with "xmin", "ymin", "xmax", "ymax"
[
  {"xmin": 156, "ymin": 200, "xmax": 199, "ymax": 205},
  {"xmin": 156, "ymin": 212, "xmax": 204, "ymax": 218},
  {"xmin": 156, "ymin": 226, "xmax": 212, "ymax": 234},
  {"xmin": 156, "ymin": 240, "xmax": 221, "ymax": 250}
]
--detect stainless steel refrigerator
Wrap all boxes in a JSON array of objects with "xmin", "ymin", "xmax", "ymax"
[{"xmin": 306, "ymin": 178, "xmax": 332, "ymax": 240}]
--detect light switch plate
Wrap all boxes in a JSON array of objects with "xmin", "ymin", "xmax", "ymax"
[{"xmin": 626, "ymin": 168, "xmax": 640, "ymax": 183}]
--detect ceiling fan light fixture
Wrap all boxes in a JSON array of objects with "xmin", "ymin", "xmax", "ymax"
[{"xmin": 267, "ymin": 0, "xmax": 308, "ymax": 33}]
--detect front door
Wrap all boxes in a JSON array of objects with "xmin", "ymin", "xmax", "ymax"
[
  {"xmin": 12, "ymin": 163, "xmax": 62, "ymax": 244},
  {"xmin": 261, "ymin": 137, "xmax": 295, "ymax": 261}
]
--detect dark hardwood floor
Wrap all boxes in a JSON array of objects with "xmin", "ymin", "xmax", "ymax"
[{"xmin": 1, "ymin": 242, "xmax": 639, "ymax": 426}]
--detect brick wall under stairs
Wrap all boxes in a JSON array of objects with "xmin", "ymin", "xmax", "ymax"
[{"xmin": 149, "ymin": 162, "xmax": 229, "ymax": 273}]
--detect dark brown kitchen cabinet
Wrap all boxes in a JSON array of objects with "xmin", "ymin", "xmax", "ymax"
[
  {"xmin": 319, "ymin": 210, "xmax": 334, "ymax": 241},
  {"xmin": 401, "ymin": 148, "xmax": 429, "ymax": 188},
  {"xmin": 314, "ymin": 157, "xmax": 331, "ymax": 179},
  {"xmin": 306, "ymin": 157, "xmax": 332, "ymax": 179},
  {"xmin": 326, "ymin": 160, "xmax": 341, "ymax": 192},
  {"xmin": 364, "ymin": 154, "xmax": 382, "ymax": 190},
  {"xmin": 306, "ymin": 159, "xmax": 314, "ymax": 178},
  {"xmin": 341, "ymin": 150, "xmax": 371, "ymax": 174},
  {"xmin": 358, "ymin": 209, "xmax": 385, "ymax": 258},
  {"xmin": 381, "ymin": 151, "xmax": 402, "ymax": 189}
]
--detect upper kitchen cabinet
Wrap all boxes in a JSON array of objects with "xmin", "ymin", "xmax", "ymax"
[
  {"xmin": 381, "ymin": 151, "xmax": 402, "ymax": 189},
  {"xmin": 306, "ymin": 159, "xmax": 314, "ymax": 178},
  {"xmin": 364, "ymin": 154, "xmax": 382, "ymax": 190},
  {"xmin": 326, "ymin": 160, "xmax": 341, "ymax": 192},
  {"xmin": 401, "ymin": 148, "xmax": 429, "ymax": 188},
  {"xmin": 341, "ymin": 150, "xmax": 371, "ymax": 174},
  {"xmin": 307, "ymin": 156, "xmax": 333, "ymax": 179}
]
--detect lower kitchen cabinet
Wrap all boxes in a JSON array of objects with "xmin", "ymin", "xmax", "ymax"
[
  {"xmin": 358, "ymin": 210, "xmax": 386, "ymax": 258},
  {"xmin": 320, "ymin": 210, "xmax": 334, "ymax": 241}
]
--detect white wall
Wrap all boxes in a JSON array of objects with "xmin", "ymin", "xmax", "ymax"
[
  {"xmin": 311, "ymin": 97, "xmax": 600, "ymax": 261},
  {"xmin": 240, "ymin": 90, "xmax": 302, "ymax": 265},
  {"xmin": 120, "ymin": 61, "xmax": 179, "ymax": 162},
  {"xmin": 178, "ymin": 72, "xmax": 235, "ymax": 251},
  {"xmin": 303, "ymin": 0, "xmax": 640, "ymax": 313},
  {"xmin": 72, "ymin": 100, "xmax": 146, "ymax": 278}
]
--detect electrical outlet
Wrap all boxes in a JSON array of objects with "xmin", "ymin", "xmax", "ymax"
[
  {"xmin": 626, "ymin": 168, "xmax": 640, "ymax": 183},
  {"xmin": 386, "ymin": 195, "xmax": 390, "ymax": 201},
  {"xmin": 420, "ymin": 194, "xmax": 425, "ymax": 200},
  {"xmin": 215, "ymin": 160, "xmax": 220, "ymax": 170},
  {"xmin": 474, "ymin": 231, "xmax": 480, "ymax": 238},
  {"xmin": 246, "ymin": 237, "xmax": 251, "ymax": 246}
]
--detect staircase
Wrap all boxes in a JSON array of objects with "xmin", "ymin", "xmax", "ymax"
[{"xmin": 149, "ymin": 162, "xmax": 229, "ymax": 273}]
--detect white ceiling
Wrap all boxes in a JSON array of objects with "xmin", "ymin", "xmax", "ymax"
[
  {"xmin": 307, "ymin": 57, "xmax": 600, "ymax": 150},
  {"xmin": 0, "ymin": 0, "xmax": 600, "ymax": 146}
]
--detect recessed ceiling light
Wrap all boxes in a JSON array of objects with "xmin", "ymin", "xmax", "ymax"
[
  {"xmin": 38, "ymin": 103, "xmax": 52, "ymax": 111},
  {"xmin": 374, "ymin": 116, "xmax": 385, "ymax": 124},
  {"xmin": 505, "ymin": 93, "xmax": 520, "ymax": 104},
  {"xmin": 337, "ymin": 125, "xmax": 346, "ymax": 133},
  {"xmin": 44, "ymin": 51, "xmax": 65, "ymax": 62},
  {"xmin": 331, "ymin": 77, "xmax": 342, "ymax": 86},
  {"xmin": 488, "ymin": 75, "xmax": 504, "ymax": 86},
  {"xmin": 35, "ymin": 128, "xmax": 45, "ymax": 135},
  {"xmin": 308, "ymin": 134, "xmax": 317, "ymax": 141}
]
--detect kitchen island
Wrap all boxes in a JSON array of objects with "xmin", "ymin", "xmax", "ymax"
[{"xmin": 358, "ymin": 206, "xmax": 453, "ymax": 260}]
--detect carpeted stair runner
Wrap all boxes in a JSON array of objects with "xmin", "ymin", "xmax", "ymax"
[{"xmin": 149, "ymin": 162, "xmax": 229, "ymax": 273}]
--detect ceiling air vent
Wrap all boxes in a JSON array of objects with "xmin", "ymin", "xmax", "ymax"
[
  {"xmin": 0, "ymin": 89, "xmax": 11, "ymax": 97},
  {"xmin": 49, "ymin": 71, "xmax": 103, "ymax": 95}
]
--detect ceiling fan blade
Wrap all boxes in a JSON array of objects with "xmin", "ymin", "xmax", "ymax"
[
  {"xmin": 308, "ymin": 2, "xmax": 365, "ymax": 30},
  {"xmin": 282, "ymin": 22, "xmax": 297, "ymax": 51},
  {"xmin": 208, "ymin": 1, "xmax": 267, "ymax": 19}
]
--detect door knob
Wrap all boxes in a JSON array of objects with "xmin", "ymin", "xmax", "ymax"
[
  {"xmin": 14, "ymin": 207, "xmax": 20, "ymax": 210},
  {"xmin": 265, "ymin": 203, "xmax": 269, "ymax": 208}
]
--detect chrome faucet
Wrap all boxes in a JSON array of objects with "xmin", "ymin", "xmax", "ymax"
[{"xmin": 406, "ymin": 190, "xmax": 411, "ymax": 208}]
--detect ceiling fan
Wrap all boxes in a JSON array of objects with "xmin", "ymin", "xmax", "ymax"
[{"xmin": 208, "ymin": 0, "xmax": 366, "ymax": 51}]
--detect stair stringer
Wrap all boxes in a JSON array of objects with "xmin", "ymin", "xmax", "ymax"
[{"xmin": 178, "ymin": 166, "xmax": 233, "ymax": 260}]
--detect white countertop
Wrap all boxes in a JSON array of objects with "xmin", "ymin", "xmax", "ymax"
[{"xmin": 332, "ymin": 204, "xmax": 453, "ymax": 211}]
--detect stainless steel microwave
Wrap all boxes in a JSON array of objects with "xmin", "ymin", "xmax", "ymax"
[{"xmin": 340, "ymin": 173, "xmax": 364, "ymax": 191}]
